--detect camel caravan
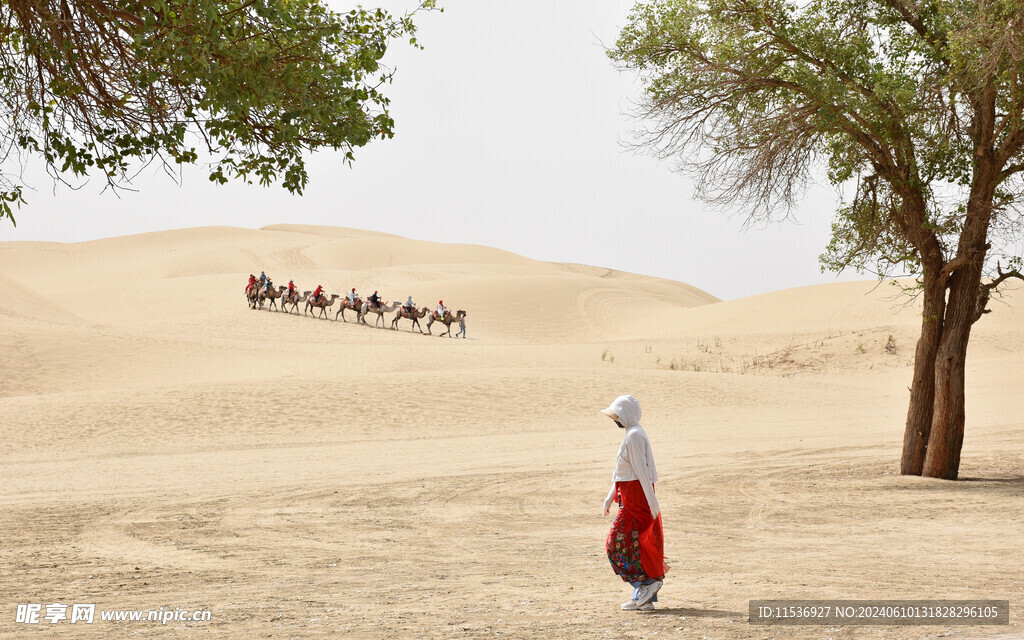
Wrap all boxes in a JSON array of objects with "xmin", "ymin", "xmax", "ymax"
[{"xmin": 244, "ymin": 273, "xmax": 467, "ymax": 338}]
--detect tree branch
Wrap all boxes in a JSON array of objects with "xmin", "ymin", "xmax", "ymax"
[
  {"xmin": 985, "ymin": 261, "xmax": 1024, "ymax": 292},
  {"xmin": 999, "ymin": 161, "xmax": 1024, "ymax": 180},
  {"xmin": 974, "ymin": 261, "xmax": 1024, "ymax": 322},
  {"xmin": 875, "ymin": 0, "xmax": 950, "ymax": 65},
  {"xmin": 938, "ymin": 255, "xmax": 968, "ymax": 282}
]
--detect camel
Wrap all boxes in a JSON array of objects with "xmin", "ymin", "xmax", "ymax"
[
  {"xmin": 246, "ymin": 284, "xmax": 260, "ymax": 309},
  {"xmin": 391, "ymin": 306, "xmax": 430, "ymax": 333},
  {"xmin": 360, "ymin": 300, "xmax": 401, "ymax": 328},
  {"xmin": 335, "ymin": 297, "xmax": 363, "ymax": 323},
  {"xmin": 426, "ymin": 309, "xmax": 467, "ymax": 337},
  {"xmin": 258, "ymin": 284, "xmax": 286, "ymax": 311},
  {"xmin": 306, "ymin": 293, "xmax": 340, "ymax": 319},
  {"xmin": 282, "ymin": 289, "xmax": 311, "ymax": 315}
]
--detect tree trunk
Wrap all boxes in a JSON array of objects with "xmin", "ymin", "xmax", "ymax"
[
  {"xmin": 919, "ymin": 135, "xmax": 1000, "ymax": 479},
  {"xmin": 900, "ymin": 274, "xmax": 945, "ymax": 475},
  {"xmin": 921, "ymin": 266, "xmax": 981, "ymax": 479}
]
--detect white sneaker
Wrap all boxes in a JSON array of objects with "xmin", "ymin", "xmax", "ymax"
[
  {"xmin": 634, "ymin": 580, "xmax": 663, "ymax": 606},
  {"xmin": 622, "ymin": 599, "xmax": 655, "ymax": 611}
]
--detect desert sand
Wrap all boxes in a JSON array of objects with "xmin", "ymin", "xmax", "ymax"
[{"xmin": 1, "ymin": 224, "xmax": 1021, "ymax": 639}]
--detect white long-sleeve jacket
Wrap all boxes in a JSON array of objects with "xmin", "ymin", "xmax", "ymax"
[{"xmin": 603, "ymin": 395, "xmax": 660, "ymax": 519}]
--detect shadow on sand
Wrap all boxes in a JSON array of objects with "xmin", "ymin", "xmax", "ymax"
[
  {"xmin": 957, "ymin": 476, "xmax": 1024, "ymax": 494},
  {"xmin": 892, "ymin": 475, "xmax": 1024, "ymax": 496},
  {"xmin": 645, "ymin": 606, "xmax": 745, "ymax": 618},
  {"xmin": 959, "ymin": 475, "xmax": 1024, "ymax": 484}
]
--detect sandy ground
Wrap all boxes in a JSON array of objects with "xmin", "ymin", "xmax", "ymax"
[{"xmin": 1, "ymin": 224, "xmax": 1021, "ymax": 639}]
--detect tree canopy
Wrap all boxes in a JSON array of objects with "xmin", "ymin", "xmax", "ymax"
[
  {"xmin": 0, "ymin": 0, "xmax": 437, "ymax": 224},
  {"xmin": 612, "ymin": 0, "xmax": 1024, "ymax": 478}
]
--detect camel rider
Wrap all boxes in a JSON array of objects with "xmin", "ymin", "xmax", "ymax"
[
  {"xmin": 247, "ymin": 274, "xmax": 257, "ymax": 293},
  {"xmin": 259, "ymin": 271, "xmax": 267, "ymax": 287},
  {"xmin": 404, "ymin": 295, "xmax": 415, "ymax": 315},
  {"xmin": 313, "ymin": 284, "xmax": 324, "ymax": 304},
  {"xmin": 347, "ymin": 287, "xmax": 358, "ymax": 305},
  {"xmin": 264, "ymin": 277, "xmax": 273, "ymax": 294},
  {"xmin": 287, "ymin": 280, "xmax": 296, "ymax": 300},
  {"xmin": 437, "ymin": 300, "xmax": 447, "ymax": 320},
  {"xmin": 368, "ymin": 290, "xmax": 381, "ymax": 309}
]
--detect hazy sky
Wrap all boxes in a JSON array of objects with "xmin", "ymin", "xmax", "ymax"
[{"xmin": 0, "ymin": 0, "xmax": 868, "ymax": 301}]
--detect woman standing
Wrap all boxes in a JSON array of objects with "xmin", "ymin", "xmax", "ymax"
[{"xmin": 601, "ymin": 394, "xmax": 667, "ymax": 610}]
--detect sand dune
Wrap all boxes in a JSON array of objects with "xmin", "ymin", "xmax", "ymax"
[
  {"xmin": 1, "ymin": 225, "xmax": 1021, "ymax": 640},
  {"xmin": 0, "ymin": 224, "xmax": 716, "ymax": 335}
]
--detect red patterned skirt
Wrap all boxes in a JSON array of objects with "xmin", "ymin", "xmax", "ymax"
[{"xmin": 606, "ymin": 480, "xmax": 667, "ymax": 582}]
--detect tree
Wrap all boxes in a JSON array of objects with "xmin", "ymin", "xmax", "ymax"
[
  {"xmin": 0, "ymin": 0, "xmax": 437, "ymax": 223},
  {"xmin": 611, "ymin": 0, "xmax": 1024, "ymax": 479}
]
